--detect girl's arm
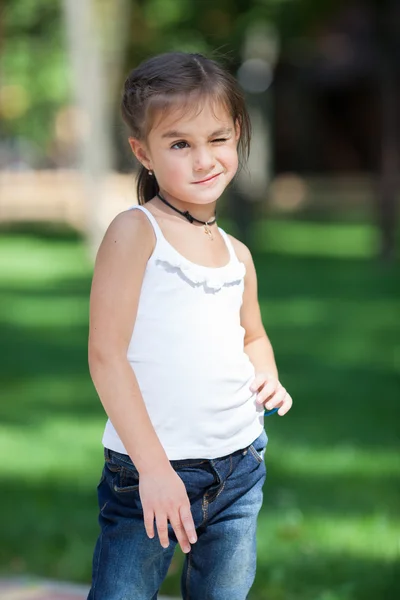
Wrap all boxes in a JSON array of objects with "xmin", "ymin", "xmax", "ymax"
[
  {"xmin": 89, "ymin": 209, "xmax": 165, "ymax": 472},
  {"xmin": 89, "ymin": 209, "xmax": 197, "ymax": 553},
  {"xmin": 229, "ymin": 236, "xmax": 293, "ymax": 416}
]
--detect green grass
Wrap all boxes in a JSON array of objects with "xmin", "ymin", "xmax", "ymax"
[{"xmin": 0, "ymin": 221, "xmax": 399, "ymax": 599}]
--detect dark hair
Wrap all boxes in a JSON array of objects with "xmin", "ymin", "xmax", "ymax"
[{"xmin": 121, "ymin": 52, "xmax": 251, "ymax": 204}]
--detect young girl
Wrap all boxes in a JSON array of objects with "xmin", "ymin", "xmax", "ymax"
[{"xmin": 87, "ymin": 52, "xmax": 292, "ymax": 600}]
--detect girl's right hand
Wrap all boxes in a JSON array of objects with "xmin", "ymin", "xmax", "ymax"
[{"xmin": 139, "ymin": 465, "xmax": 197, "ymax": 554}]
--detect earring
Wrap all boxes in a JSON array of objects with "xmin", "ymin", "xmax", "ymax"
[{"xmin": 148, "ymin": 170, "xmax": 153, "ymax": 176}]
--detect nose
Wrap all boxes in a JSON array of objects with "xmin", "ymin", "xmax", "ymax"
[{"xmin": 192, "ymin": 146, "xmax": 215, "ymax": 172}]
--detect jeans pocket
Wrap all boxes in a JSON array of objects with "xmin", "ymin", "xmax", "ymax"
[
  {"xmin": 105, "ymin": 451, "xmax": 140, "ymax": 493},
  {"xmin": 111, "ymin": 466, "xmax": 139, "ymax": 493},
  {"xmin": 248, "ymin": 444, "xmax": 266, "ymax": 463},
  {"xmin": 248, "ymin": 430, "xmax": 268, "ymax": 464}
]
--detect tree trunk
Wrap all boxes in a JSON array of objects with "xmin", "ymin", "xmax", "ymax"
[
  {"xmin": 377, "ymin": 0, "xmax": 399, "ymax": 261},
  {"xmin": 62, "ymin": 0, "xmax": 131, "ymax": 258}
]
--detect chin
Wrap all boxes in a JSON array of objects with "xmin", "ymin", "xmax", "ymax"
[
  {"xmin": 188, "ymin": 183, "xmax": 228, "ymax": 205},
  {"xmin": 187, "ymin": 194, "xmax": 221, "ymax": 205}
]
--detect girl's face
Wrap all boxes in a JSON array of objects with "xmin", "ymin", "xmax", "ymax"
[{"xmin": 131, "ymin": 98, "xmax": 240, "ymax": 206}]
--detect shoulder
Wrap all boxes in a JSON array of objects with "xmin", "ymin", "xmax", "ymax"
[
  {"xmin": 227, "ymin": 234, "xmax": 254, "ymax": 268},
  {"xmin": 99, "ymin": 206, "xmax": 155, "ymax": 257},
  {"xmin": 106, "ymin": 206, "xmax": 154, "ymax": 240}
]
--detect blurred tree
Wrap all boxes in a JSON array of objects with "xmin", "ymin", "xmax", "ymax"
[
  {"xmin": 376, "ymin": 0, "xmax": 399, "ymax": 261},
  {"xmin": 1, "ymin": 0, "xmax": 397, "ymax": 257},
  {"xmin": 62, "ymin": 0, "xmax": 131, "ymax": 256},
  {"xmin": 0, "ymin": 0, "xmax": 68, "ymax": 165},
  {"xmin": 273, "ymin": 0, "xmax": 399, "ymax": 261}
]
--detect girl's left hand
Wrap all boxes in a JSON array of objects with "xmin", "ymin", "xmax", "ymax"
[{"xmin": 250, "ymin": 372, "xmax": 293, "ymax": 416}]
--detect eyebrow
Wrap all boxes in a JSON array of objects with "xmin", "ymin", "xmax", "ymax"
[{"xmin": 161, "ymin": 127, "xmax": 233, "ymax": 139}]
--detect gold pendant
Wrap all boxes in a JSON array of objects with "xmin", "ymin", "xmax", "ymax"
[{"xmin": 204, "ymin": 223, "xmax": 213, "ymax": 240}]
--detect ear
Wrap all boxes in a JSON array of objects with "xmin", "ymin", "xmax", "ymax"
[
  {"xmin": 128, "ymin": 137, "xmax": 152, "ymax": 170},
  {"xmin": 234, "ymin": 119, "xmax": 241, "ymax": 142}
]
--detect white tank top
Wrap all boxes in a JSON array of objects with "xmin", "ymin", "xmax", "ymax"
[{"xmin": 102, "ymin": 205, "xmax": 264, "ymax": 460}]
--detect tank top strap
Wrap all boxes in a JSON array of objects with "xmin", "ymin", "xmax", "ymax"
[
  {"xmin": 218, "ymin": 227, "xmax": 238, "ymax": 262},
  {"xmin": 129, "ymin": 205, "xmax": 164, "ymax": 241}
]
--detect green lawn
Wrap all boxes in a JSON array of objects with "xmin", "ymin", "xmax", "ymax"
[{"xmin": 0, "ymin": 221, "xmax": 399, "ymax": 600}]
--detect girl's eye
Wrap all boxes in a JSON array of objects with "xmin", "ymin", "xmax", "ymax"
[
  {"xmin": 171, "ymin": 141, "xmax": 189, "ymax": 150},
  {"xmin": 212, "ymin": 138, "xmax": 228, "ymax": 144}
]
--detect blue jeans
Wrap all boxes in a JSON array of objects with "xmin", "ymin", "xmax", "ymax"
[{"xmin": 87, "ymin": 430, "xmax": 267, "ymax": 600}]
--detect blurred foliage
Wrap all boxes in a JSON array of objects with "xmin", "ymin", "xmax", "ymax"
[
  {"xmin": 0, "ymin": 0, "xmax": 68, "ymax": 153},
  {"xmin": 0, "ymin": 0, "xmax": 349, "ymax": 166},
  {"xmin": 0, "ymin": 221, "xmax": 399, "ymax": 598}
]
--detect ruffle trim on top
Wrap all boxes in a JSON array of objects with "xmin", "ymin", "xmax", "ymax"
[{"xmin": 154, "ymin": 247, "xmax": 246, "ymax": 292}]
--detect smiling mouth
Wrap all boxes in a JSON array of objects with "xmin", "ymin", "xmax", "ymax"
[{"xmin": 193, "ymin": 173, "xmax": 222, "ymax": 184}]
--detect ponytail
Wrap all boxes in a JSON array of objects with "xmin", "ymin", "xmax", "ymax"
[{"xmin": 137, "ymin": 166, "xmax": 159, "ymax": 205}]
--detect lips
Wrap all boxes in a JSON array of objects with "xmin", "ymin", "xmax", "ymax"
[{"xmin": 193, "ymin": 172, "xmax": 222, "ymax": 184}]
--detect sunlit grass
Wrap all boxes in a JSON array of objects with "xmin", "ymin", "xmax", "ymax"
[
  {"xmin": 261, "ymin": 297, "xmax": 399, "ymax": 372},
  {"xmin": 0, "ymin": 221, "xmax": 399, "ymax": 599},
  {"xmin": 270, "ymin": 443, "xmax": 400, "ymax": 478},
  {"xmin": 257, "ymin": 512, "xmax": 400, "ymax": 561},
  {"xmin": 254, "ymin": 220, "xmax": 380, "ymax": 258},
  {"xmin": 1, "ymin": 294, "xmax": 89, "ymax": 327},
  {"xmin": 0, "ymin": 235, "xmax": 91, "ymax": 284}
]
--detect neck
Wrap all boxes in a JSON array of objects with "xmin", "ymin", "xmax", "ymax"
[{"xmin": 157, "ymin": 190, "xmax": 216, "ymax": 223}]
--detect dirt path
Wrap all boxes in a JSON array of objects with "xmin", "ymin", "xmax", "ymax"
[
  {"xmin": 0, "ymin": 578, "xmax": 88, "ymax": 599},
  {"xmin": 0, "ymin": 578, "xmax": 177, "ymax": 599}
]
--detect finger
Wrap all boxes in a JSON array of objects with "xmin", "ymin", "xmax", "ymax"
[
  {"xmin": 169, "ymin": 514, "xmax": 191, "ymax": 554},
  {"xmin": 155, "ymin": 514, "xmax": 170, "ymax": 549},
  {"xmin": 265, "ymin": 386, "xmax": 286, "ymax": 410},
  {"xmin": 257, "ymin": 380, "xmax": 280, "ymax": 405},
  {"xmin": 278, "ymin": 393, "xmax": 293, "ymax": 416},
  {"xmin": 143, "ymin": 510, "xmax": 155, "ymax": 539},
  {"xmin": 250, "ymin": 373, "xmax": 268, "ymax": 393},
  {"xmin": 180, "ymin": 504, "xmax": 197, "ymax": 545}
]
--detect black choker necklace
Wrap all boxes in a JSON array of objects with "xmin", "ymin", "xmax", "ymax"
[{"xmin": 157, "ymin": 192, "xmax": 216, "ymax": 240}]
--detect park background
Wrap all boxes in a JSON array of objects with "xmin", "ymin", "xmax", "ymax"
[{"xmin": 0, "ymin": 1, "xmax": 399, "ymax": 599}]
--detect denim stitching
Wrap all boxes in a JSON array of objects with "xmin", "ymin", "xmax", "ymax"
[
  {"xmin": 108, "ymin": 465, "xmax": 139, "ymax": 493},
  {"xmin": 121, "ymin": 466, "xmax": 139, "ymax": 486},
  {"xmin": 105, "ymin": 462, "xmax": 121, "ymax": 472},
  {"xmin": 200, "ymin": 495, "xmax": 209, "ymax": 528},
  {"xmin": 113, "ymin": 483, "xmax": 140, "ymax": 493},
  {"xmin": 213, "ymin": 481, "xmax": 226, "ymax": 502},
  {"xmin": 227, "ymin": 454, "xmax": 233, "ymax": 478},
  {"xmin": 206, "ymin": 461, "xmax": 226, "ymax": 503},
  {"xmin": 249, "ymin": 444, "xmax": 264, "ymax": 464},
  {"xmin": 91, "ymin": 525, "xmax": 109, "ymax": 599},
  {"xmin": 172, "ymin": 459, "xmax": 208, "ymax": 468},
  {"xmin": 113, "ymin": 470, "xmax": 139, "ymax": 494}
]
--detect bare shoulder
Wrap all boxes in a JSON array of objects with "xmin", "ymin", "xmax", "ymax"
[
  {"xmin": 227, "ymin": 234, "xmax": 254, "ymax": 267},
  {"xmin": 99, "ymin": 207, "xmax": 155, "ymax": 257}
]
